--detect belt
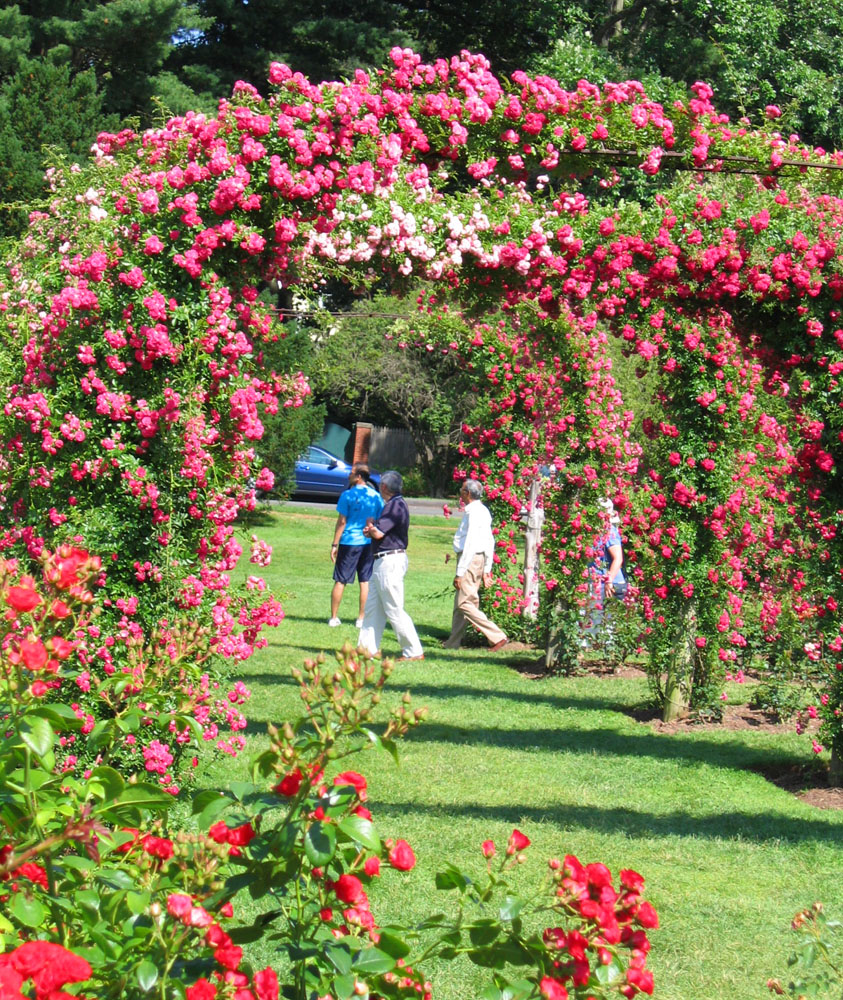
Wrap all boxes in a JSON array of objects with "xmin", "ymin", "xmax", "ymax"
[{"xmin": 374, "ymin": 549, "xmax": 405, "ymax": 560}]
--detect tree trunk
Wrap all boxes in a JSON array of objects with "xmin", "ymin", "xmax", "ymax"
[
  {"xmin": 661, "ymin": 602, "xmax": 696, "ymax": 722},
  {"xmin": 830, "ymin": 746, "xmax": 843, "ymax": 788},
  {"xmin": 600, "ymin": 0, "xmax": 625, "ymax": 47}
]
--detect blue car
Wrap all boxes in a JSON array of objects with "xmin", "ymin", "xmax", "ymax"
[{"xmin": 292, "ymin": 446, "xmax": 380, "ymax": 499}]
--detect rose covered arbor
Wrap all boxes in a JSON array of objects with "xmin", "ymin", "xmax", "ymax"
[{"xmin": 3, "ymin": 48, "xmax": 843, "ymax": 762}]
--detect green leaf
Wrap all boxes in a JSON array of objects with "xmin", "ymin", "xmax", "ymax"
[
  {"xmin": 332, "ymin": 973, "xmax": 356, "ymax": 999},
  {"xmin": 85, "ymin": 766, "xmax": 125, "ymax": 801},
  {"xmin": 469, "ymin": 919, "xmax": 501, "ymax": 947},
  {"xmin": 192, "ymin": 790, "xmax": 234, "ymax": 827},
  {"xmin": 435, "ymin": 864, "xmax": 470, "ymax": 891},
  {"xmin": 374, "ymin": 929, "xmax": 411, "ymax": 960},
  {"xmin": 26, "ymin": 703, "xmax": 81, "ymax": 727},
  {"xmin": 594, "ymin": 959, "xmax": 623, "ymax": 985},
  {"xmin": 499, "ymin": 895, "xmax": 524, "ymax": 921},
  {"xmin": 229, "ymin": 781, "xmax": 258, "ymax": 802},
  {"xmin": 304, "ymin": 821, "xmax": 337, "ymax": 866},
  {"xmin": 469, "ymin": 939, "xmax": 531, "ymax": 969},
  {"xmin": 338, "ymin": 814, "xmax": 380, "ymax": 851},
  {"xmin": 136, "ymin": 959, "xmax": 159, "ymax": 991},
  {"xmin": 75, "ymin": 888, "xmax": 101, "ymax": 914},
  {"xmin": 60, "ymin": 855, "xmax": 97, "ymax": 873},
  {"xmin": 10, "ymin": 893, "xmax": 47, "ymax": 928},
  {"xmin": 380, "ymin": 736, "xmax": 401, "ymax": 765},
  {"xmin": 126, "ymin": 891, "xmax": 151, "ymax": 916},
  {"xmin": 19, "ymin": 715, "xmax": 54, "ymax": 758},
  {"xmin": 83, "ymin": 720, "xmax": 114, "ymax": 752},
  {"xmin": 111, "ymin": 783, "xmax": 173, "ymax": 811},
  {"xmin": 96, "ymin": 868, "xmax": 137, "ymax": 891},
  {"xmin": 351, "ymin": 946, "xmax": 396, "ymax": 975},
  {"xmin": 481, "ymin": 979, "xmax": 534, "ymax": 1000},
  {"xmin": 325, "ymin": 942, "xmax": 353, "ymax": 975}
]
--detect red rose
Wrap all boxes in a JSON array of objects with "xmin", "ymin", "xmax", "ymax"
[
  {"xmin": 620, "ymin": 869, "xmax": 645, "ymax": 892},
  {"xmin": 50, "ymin": 636, "xmax": 76, "ymax": 660},
  {"xmin": 224, "ymin": 823, "xmax": 256, "ymax": 847},
  {"xmin": 50, "ymin": 600, "xmax": 72, "ymax": 620},
  {"xmin": 364, "ymin": 856, "xmax": 381, "ymax": 876},
  {"xmin": 5, "ymin": 585, "xmax": 41, "ymax": 612},
  {"xmin": 506, "ymin": 829, "xmax": 530, "ymax": 855},
  {"xmin": 388, "ymin": 839, "xmax": 416, "ymax": 871},
  {"xmin": 208, "ymin": 822, "xmax": 229, "ymax": 844},
  {"xmin": 254, "ymin": 967, "xmax": 279, "ymax": 1000},
  {"xmin": 627, "ymin": 967, "xmax": 655, "ymax": 995},
  {"xmin": 274, "ymin": 768, "xmax": 303, "ymax": 797},
  {"xmin": 186, "ymin": 978, "xmax": 217, "ymax": 1000},
  {"xmin": 14, "ymin": 863, "xmax": 48, "ymax": 889},
  {"xmin": 481, "ymin": 840, "xmax": 496, "ymax": 858},
  {"xmin": 20, "ymin": 637, "xmax": 48, "ymax": 671},
  {"xmin": 214, "ymin": 944, "xmax": 243, "ymax": 971},
  {"xmin": 4, "ymin": 941, "xmax": 91, "ymax": 995},
  {"xmin": 539, "ymin": 976, "xmax": 569, "ymax": 1000},
  {"xmin": 206, "ymin": 924, "xmax": 232, "ymax": 948},
  {"xmin": 585, "ymin": 862, "xmax": 613, "ymax": 888},
  {"xmin": 636, "ymin": 901, "xmax": 659, "ymax": 929},
  {"xmin": 334, "ymin": 874, "xmax": 364, "ymax": 903},
  {"xmin": 167, "ymin": 894, "xmax": 193, "ymax": 921},
  {"xmin": 142, "ymin": 835, "xmax": 174, "ymax": 860},
  {"xmin": 333, "ymin": 770, "xmax": 367, "ymax": 800}
]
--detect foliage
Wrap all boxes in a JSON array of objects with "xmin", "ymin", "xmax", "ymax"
[
  {"xmin": 255, "ymin": 318, "xmax": 327, "ymax": 492},
  {"xmin": 768, "ymin": 904, "xmax": 843, "ymax": 1000}
]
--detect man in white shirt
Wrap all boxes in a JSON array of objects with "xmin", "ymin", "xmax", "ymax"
[{"xmin": 442, "ymin": 479, "xmax": 508, "ymax": 651}]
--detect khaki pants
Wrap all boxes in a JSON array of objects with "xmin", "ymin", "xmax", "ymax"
[{"xmin": 442, "ymin": 554, "xmax": 506, "ymax": 649}]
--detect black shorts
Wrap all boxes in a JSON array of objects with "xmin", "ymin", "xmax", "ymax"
[{"xmin": 333, "ymin": 544, "xmax": 375, "ymax": 585}]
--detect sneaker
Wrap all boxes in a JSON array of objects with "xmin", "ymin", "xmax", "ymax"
[
  {"xmin": 355, "ymin": 618, "xmax": 364, "ymax": 628},
  {"xmin": 328, "ymin": 617, "xmax": 341, "ymax": 627},
  {"xmin": 488, "ymin": 637, "xmax": 509, "ymax": 652}
]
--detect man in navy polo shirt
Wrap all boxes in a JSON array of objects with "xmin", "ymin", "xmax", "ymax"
[
  {"xmin": 328, "ymin": 464, "xmax": 384, "ymax": 627},
  {"xmin": 357, "ymin": 470, "xmax": 424, "ymax": 661}
]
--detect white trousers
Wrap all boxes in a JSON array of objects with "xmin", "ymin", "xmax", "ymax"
[{"xmin": 357, "ymin": 552, "xmax": 423, "ymax": 658}]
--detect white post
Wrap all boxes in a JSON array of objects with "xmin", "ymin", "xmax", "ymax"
[{"xmin": 522, "ymin": 477, "xmax": 544, "ymax": 620}]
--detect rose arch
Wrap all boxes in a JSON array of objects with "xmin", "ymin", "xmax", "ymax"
[{"xmin": 4, "ymin": 49, "xmax": 843, "ymax": 775}]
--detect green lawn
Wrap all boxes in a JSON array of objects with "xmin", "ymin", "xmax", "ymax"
[{"xmin": 205, "ymin": 503, "xmax": 843, "ymax": 1000}]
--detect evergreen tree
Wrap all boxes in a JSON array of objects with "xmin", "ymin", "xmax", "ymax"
[{"xmin": 0, "ymin": 57, "xmax": 111, "ymax": 230}]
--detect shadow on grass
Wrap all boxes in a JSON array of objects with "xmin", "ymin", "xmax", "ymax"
[
  {"xmin": 401, "ymin": 719, "xmax": 807, "ymax": 774},
  {"xmin": 374, "ymin": 796, "xmax": 843, "ymax": 845}
]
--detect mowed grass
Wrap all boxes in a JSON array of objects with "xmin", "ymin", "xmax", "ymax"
[{"xmin": 203, "ymin": 503, "xmax": 843, "ymax": 1000}]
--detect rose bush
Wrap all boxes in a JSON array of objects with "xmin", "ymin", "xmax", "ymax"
[{"xmin": 1, "ymin": 555, "xmax": 660, "ymax": 1000}]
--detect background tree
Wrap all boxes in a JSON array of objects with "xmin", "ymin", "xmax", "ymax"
[
  {"xmin": 256, "ymin": 316, "xmax": 326, "ymax": 493},
  {"xmin": 309, "ymin": 293, "xmax": 481, "ymax": 496},
  {"xmin": 0, "ymin": 1, "xmax": 208, "ymax": 232},
  {"xmin": 541, "ymin": 0, "xmax": 843, "ymax": 150}
]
